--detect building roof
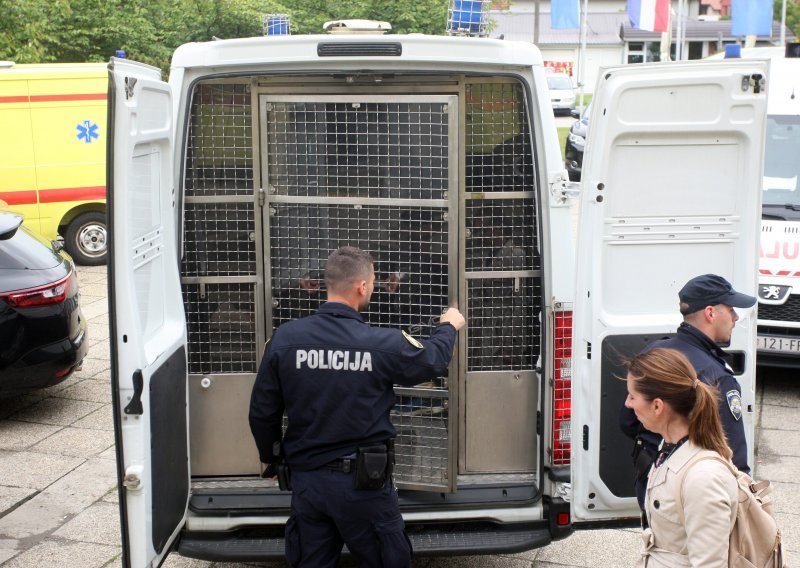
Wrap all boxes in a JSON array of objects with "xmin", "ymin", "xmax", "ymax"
[
  {"xmin": 488, "ymin": 11, "xmax": 627, "ymax": 46},
  {"xmin": 620, "ymin": 19, "xmax": 795, "ymax": 42}
]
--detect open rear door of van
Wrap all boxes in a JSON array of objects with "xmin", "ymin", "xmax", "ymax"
[
  {"xmin": 571, "ymin": 60, "xmax": 768, "ymax": 523},
  {"xmin": 108, "ymin": 58, "xmax": 188, "ymax": 567}
]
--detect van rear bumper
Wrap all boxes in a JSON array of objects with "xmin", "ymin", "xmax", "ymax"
[{"xmin": 177, "ymin": 520, "xmax": 560, "ymax": 561}]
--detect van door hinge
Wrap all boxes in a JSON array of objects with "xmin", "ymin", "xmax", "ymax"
[
  {"xmin": 582, "ymin": 425, "xmax": 589, "ymax": 450},
  {"xmin": 258, "ymin": 187, "xmax": 266, "ymax": 206},
  {"xmin": 536, "ymin": 411, "xmax": 542, "ymax": 435}
]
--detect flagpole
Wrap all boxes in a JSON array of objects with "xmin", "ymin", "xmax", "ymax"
[
  {"xmin": 578, "ymin": 0, "xmax": 588, "ymax": 110},
  {"xmin": 781, "ymin": 0, "xmax": 787, "ymax": 45}
]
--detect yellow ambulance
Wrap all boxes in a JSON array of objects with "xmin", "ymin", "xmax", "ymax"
[{"xmin": 0, "ymin": 61, "xmax": 107, "ymax": 265}]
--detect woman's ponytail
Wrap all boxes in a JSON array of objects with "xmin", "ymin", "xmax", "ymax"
[{"xmin": 688, "ymin": 380, "xmax": 732, "ymax": 459}]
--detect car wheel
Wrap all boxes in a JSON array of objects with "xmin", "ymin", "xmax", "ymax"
[{"xmin": 64, "ymin": 212, "xmax": 107, "ymax": 266}]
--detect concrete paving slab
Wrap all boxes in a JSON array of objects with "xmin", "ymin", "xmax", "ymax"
[
  {"xmin": 0, "ymin": 486, "xmax": 37, "ymax": 513},
  {"xmin": 0, "ymin": 451, "xmax": 84, "ymax": 490},
  {"xmin": 82, "ymin": 297, "xmax": 112, "ymax": 321},
  {"xmin": 54, "ymin": 380, "xmax": 113, "ymax": 404},
  {"xmin": 1, "ymin": 539, "xmax": 119, "ymax": 568},
  {"xmin": 0, "ymin": 421, "xmax": 61, "ymax": 450},
  {"xmin": 757, "ymin": 428, "xmax": 800, "ymax": 457},
  {"xmin": 0, "ymin": 396, "xmax": 43, "ymax": 421},
  {"xmin": 0, "ymin": 547, "xmax": 18, "ymax": 565},
  {"xmin": 534, "ymin": 528, "xmax": 640, "ymax": 568},
  {"xmin": 755, "ymin": 454, "xmax": 800, "ymax": 484},
  {"xmin": 80, "ymin": 283, "xmax": 111, "ymax": 298},
  {"xmin": 770, "ymin": 481, "xmax": 800, "ymax": 515},
  {"xmin": 101, "ymin": 488, "xmax": 119, "ymax": 504},
  {"xmin": 759, "ymin": 375, "xmax": 800, "ymax": 408},
  {"xmin": 163, "ymin": 555, "xmax": 214, "ymax": 567},
  {"xmin": 43, "ymin": 458, "xmax": 117, "ymax": 506},
  {"xmin": 33, "ymin": 426, "xmax": 115, "ymax": 458},
  {"xmin": 98, "ymin": 445, "xmax": 117, "ymax": 461},
  {"xmin": 759, "ymin": 404, "xmax": 799, "ymax": 431},
  {"xmin": 74, "ymin": 357, "xmax": 112, "ymax": 380},
  {"xmin": 90, "ymin": 339, "xmax": 111, "ymax": 359},
  {"xmin": 71, "ymin": 404, "xmax": 114, "ymax": 431},
  {"xmin": 11, "ymin": 397, "xmax": 103, "ymax": 427},
  {"xmin": 420, "ymin": 556, "xmax": 533, "ymax": 567},
  {"xmin": 0, "ymin": 491, "xmax": 83, "ymax": 539},
  {"xmin": 774, "ymin": 511, "xmax": 799, "ymax": 561},
  {"xmin": 54, "ymin": 501, "xmax": 121, "ymax": 546},
  {"xmin": 88, "ymin": 313, "xmax": 110, "ymax": 328}
]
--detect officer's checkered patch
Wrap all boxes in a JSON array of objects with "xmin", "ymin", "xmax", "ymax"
[{"xmin": 726, "ymin": 390, "xmax": 743, "ymax": 421}]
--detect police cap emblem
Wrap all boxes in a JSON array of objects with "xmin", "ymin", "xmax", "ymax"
[
  {"xmin": 726, "ymin": 389, "xmax": 743, "ymax": 421},
  {"xmin": 402, "ymin": 330, "xmax": 424, "ymax": 349}
]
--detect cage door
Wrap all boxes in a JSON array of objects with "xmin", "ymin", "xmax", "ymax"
[{"xmin": 260, "ymin": 94, "xmax": 459, "ymax": 492}]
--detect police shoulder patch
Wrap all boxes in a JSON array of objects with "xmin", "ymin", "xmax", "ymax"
[
  {"xmin": 401, "ymin": 330, "xmax": 424, "ymax": 349},
  {"xmin": 726, "ymin": 389, "xmax": 743, "ymax": 421}
]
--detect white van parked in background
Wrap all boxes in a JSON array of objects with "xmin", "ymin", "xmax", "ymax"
[{"xmin": 107, "ymin": 28, "xmax": 766, "ymax": 567}]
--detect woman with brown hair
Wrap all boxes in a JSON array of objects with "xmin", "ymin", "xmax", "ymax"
[{"xmin": 625, "ymin": 347, "xmax": 737, "ymax": 567}]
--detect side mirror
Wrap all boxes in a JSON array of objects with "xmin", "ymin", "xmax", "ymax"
[{"xmin": 570, "ymin": 109, "xmax": 580, "ymax": 119}]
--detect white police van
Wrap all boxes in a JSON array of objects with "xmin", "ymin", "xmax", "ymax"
[{"xmin": 107, "ymin": 26, "xmax": 767, "ymax": 566}]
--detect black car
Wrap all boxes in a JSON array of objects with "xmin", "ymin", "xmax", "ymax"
[
  {"xmin": 565, "ymin": 102, "xmax": 591, "ymax": 182},
  {"xmin": 0, "ymin": 212, "xmax": 87, "ymax": 396}
]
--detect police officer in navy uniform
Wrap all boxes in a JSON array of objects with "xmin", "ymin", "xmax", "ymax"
[
  {"xmin": 621, "ymin": 274, "xmax": 756, "ymax": 512},
  {"xmin": 249, "ymin": 246, "xmax": 466, "ymax": 567}
]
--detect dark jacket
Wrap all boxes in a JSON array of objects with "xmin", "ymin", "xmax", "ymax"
[
  {"xmin": 621, "ymin": 322, "xmax": 750, "ymax": 507},
  {"xmin": 249, "ymin": 301, "xmax": 457, "ymax": 471}
]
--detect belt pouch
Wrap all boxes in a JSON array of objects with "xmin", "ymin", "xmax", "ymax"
[
  {"xmin": 277, "ymin": 462, "xmax": 292, "ymax": 491},
  {"xmin": 355, "ymin": 445, "xmax": 388, "ymax": 490}
]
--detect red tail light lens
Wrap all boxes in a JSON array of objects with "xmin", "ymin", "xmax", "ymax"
[
  {"xmin": 551, "ymin": 308, "xmax": 573, "ymax": 466},
  {"xmin": 1, "ymin": 271, "xmax": 75, "ymax": 308}
]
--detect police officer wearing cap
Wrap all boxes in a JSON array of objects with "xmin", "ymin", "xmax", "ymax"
[
  {"xmin": 621, "ymin": 273, "xmax": 756, "ymax": 512},
  {"xmin": 249, "ymin": 246, "xmax": 466, "ymax": 567}
]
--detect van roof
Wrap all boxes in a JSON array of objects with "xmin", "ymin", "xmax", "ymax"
[
  {"xmin": 0, "ymin": 62, "xmax": 107, "ymax": 80},
  {"xmin": 171, "ymin": 33, "xmax": 543, "ymax": 72}
]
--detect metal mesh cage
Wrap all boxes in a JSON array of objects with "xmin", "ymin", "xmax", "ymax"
[
  {"xmin": 265, "ymin": 100, "xmax": 449, "ymax": 199},
  {"xmin": 466, "ymin": 199, "xmax": 538, "ymax": 272},
  {"xmin": 185, "ymin": 83, "xmax": 253, "ymax": 198},
  {"xmin": 392, "ymin": 387, "xmax": 449, "ymax": 486},
  {"xmin": 269, "ymin": 204, "xmax": 450, "ymax": 353},
  {"xmin": 183, "ymin": 282, "xmax": 257, "ymax": 374},
  {"xmin": 465, "ymin": 82, "xmax": 532, "ymax": 193},
  {"xmin": 182, "ymin": 202, "xmax": 257, "ymax": 277},
  {"xmin": 263, "ymin": 13, "xmax": 290, "ymax": 36}
]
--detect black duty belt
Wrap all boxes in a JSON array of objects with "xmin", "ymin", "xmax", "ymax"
[{"xmin": 324, "ymin": 458, "xmax": 355, "ymax": 473}]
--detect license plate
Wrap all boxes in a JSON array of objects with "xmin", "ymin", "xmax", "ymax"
[{"xmin": 757, "ymin": 335, "xmax": 800, "ymax": 354}]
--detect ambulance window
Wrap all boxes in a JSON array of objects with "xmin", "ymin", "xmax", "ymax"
[{"xmin": 762, "ymin": 115, "xmax": 800, "ymax": 207}]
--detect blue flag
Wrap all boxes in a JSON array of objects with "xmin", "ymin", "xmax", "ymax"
[
  {"xmin": 731, "ymin": 0, "xmax": 773, "ymax": 36},
  {"xmin": 552, "ymin": 0, "xmax": 580, "ymax": 29}
]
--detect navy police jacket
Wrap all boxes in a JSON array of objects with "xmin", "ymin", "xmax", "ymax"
[
  {"xmin": 621, "ymin": 322, "xmax": 750, "ymax": 475},
  {"xmin": 249, "ymin": 301, "xmax": 458, "ymax": 471}
]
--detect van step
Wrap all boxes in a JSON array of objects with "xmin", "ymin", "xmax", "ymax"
[{"xmin": 177, "ymin": 523, "xmax": 552, "ymax": 561}]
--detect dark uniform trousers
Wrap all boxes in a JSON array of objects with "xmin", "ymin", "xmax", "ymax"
[{"xmin": 286, "ymin": 469, "xmax": 411, "ymax": 568}]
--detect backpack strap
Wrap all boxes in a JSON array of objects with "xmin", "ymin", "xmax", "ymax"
[{"xmin": 673, "ymin": 450, "xmax": 736, "ymax": 525}]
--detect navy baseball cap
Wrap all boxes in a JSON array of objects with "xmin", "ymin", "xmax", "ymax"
[{"xmin": 679, "ymin": 274, "xmax": 757, "ymax": 315}]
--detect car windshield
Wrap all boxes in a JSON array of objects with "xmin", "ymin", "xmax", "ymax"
[
  {"xmin": 547, "ymin": 76, "xmax": 573, "ymax": 90},
  {"xmin": 762, "ymin": 114, "xmax": 800, "ymax": 207}
]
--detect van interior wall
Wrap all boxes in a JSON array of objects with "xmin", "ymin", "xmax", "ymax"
[{"xmin": 179, "ymin": 76, "xmax": 544, "ymax": 487}]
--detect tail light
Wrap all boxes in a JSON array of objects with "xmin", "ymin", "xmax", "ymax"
[
  {"xmin": 550, "ymin": 305, "xmax": 573, "ymax": 466},
  {"xmin": 0, "ymin": 270, "xmax": 75, "ymax": 308}
]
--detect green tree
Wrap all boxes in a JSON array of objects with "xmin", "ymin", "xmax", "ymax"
[
  {"xmin": 774, "ymin": 0, "xmax": 800, "ymax": 40},
  {"xmin": 0, "ymin": 0, "xmax": 452, "ymax": 70}
]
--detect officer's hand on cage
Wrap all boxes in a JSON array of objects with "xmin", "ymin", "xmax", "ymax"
[{"xmin": 440, "ymin": 307, "xmax": 466, "ymax": 331}]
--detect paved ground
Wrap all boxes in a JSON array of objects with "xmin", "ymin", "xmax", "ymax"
[{"xmin": 0, "ymin": 264, "xmax": 796, "ymax": 567}]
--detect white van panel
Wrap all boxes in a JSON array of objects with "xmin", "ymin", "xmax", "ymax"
[{"xmin": 572, "ymin": 60, "xmax": 768, "ymax": 522}]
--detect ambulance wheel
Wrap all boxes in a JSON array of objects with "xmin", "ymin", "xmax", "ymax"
[{"xmin": 64, "ymin": 212, "xmax": 107, "ymax": 266}]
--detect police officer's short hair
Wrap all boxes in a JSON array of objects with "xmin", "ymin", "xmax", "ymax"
[{"xmin": 325, "ymin": 247, "xmax": 374, "ymax": 293}]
